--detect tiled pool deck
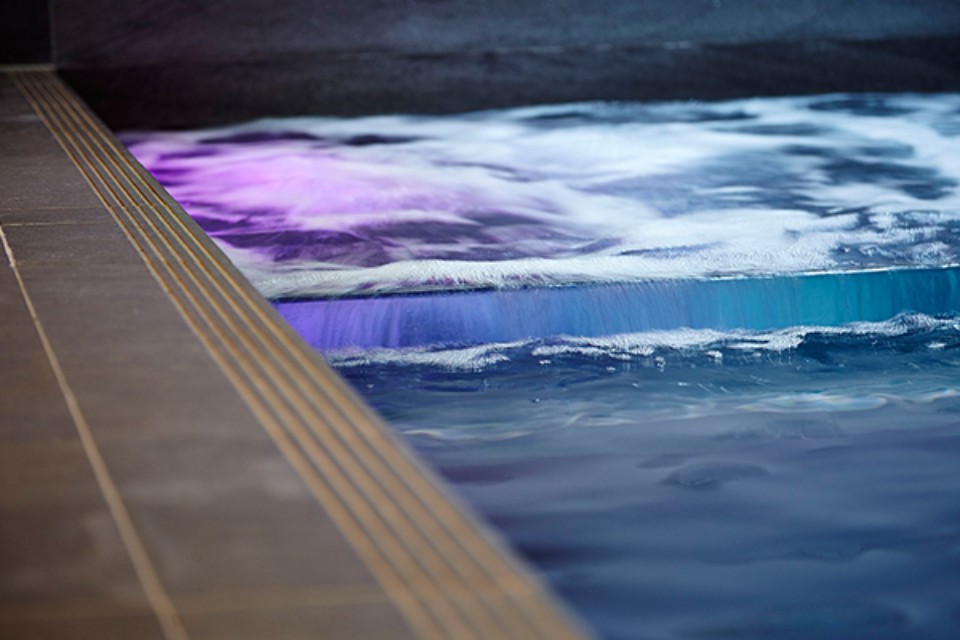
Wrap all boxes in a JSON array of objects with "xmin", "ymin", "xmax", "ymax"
[{"xmin": 0, "ymin": 67, "xmax": 591, "ymax": 640}]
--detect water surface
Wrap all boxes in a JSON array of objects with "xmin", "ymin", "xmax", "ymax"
[
  {"xmin": 124, "ymin": 93, "xmax": 960, "ymax": 639},
  {"xmin": 125, "ymin": 93, "xmax": 960, "ymax": 298}
]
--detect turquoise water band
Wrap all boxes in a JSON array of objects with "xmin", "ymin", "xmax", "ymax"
[{"xmin": 275, "ymin": 266, "xmax": 960, "ymax": 350}]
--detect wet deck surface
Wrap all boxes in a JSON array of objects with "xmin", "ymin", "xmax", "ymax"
[{"xmin": 0, "ymin": 67, "xmax": 590, "ymax": 640}]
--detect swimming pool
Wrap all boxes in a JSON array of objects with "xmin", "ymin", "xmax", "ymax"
[{"xmin": 124, "ymin": 93, "xmax": 960, "ymax": 639}]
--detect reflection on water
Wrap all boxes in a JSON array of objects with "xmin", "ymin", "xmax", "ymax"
[{"xmin": 124, "ymin": 93, "xmax": 960, "ymax": 639}]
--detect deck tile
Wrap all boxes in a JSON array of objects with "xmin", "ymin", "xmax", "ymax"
[
  {"xmin": 99, "ymin": 433, "xmax": 384, "ymax": 594},
  {"xmin": 0, "ymin": 159, "xmax": 102, "ymax": 210},
  {"xmin": 0, "ymin": 612, "xmax": 167, "ymax": 640},
  {"xmin": 0, "ymin": 206, "xmax": 110, "ymax": 225},
  {"xmin": 0, "ymin": 74, "xmax": 37, "ymax": 120},
  {"xmin": 180, "ymin": 601, "xmax": 418, "ymax": 640}
]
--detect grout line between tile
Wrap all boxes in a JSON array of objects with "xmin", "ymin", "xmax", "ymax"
[
  {"xmin": 171, "ymin": 585, "xmax": 391, "ymax": 614},
  {"xmin": 2, "ymin": 219, "xmax": 115, "ymax": 227},
  {"xmin": 0, "ymin": 599, "xmax": 153, "ymax": 623},
  {"xmin": 0, "ymin": 205, "xmax": 82, "ymax": 212},
  {"xmin": 0, "ymin": 585, "xmax": 392, "ymax": 622}
]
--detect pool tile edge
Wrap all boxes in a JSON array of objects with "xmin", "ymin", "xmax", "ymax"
[{"xmin": 4, "ymin": 68, "xmax": 594, "ymax": 640}]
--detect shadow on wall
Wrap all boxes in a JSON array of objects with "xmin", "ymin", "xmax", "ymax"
[
  {"xmin": 40, "ymin": 0, "xmax": 960, "ymax": 126},
  {"xmin": 0, "ymin": 0, "xmax": 50, "ymax": 64}
]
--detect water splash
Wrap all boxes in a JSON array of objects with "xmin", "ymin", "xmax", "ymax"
[{"xmin": 123, "ymin": 93, "xmax": 960, "ymax": 298}]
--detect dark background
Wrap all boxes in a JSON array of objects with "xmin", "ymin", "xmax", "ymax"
[
  {"xmin": 4, "ymin": 1, "xmax": 960, "ymax": 127},
  {"xmin": 0, "ymin": 0, "xmax": 50, "ymax": 63}
]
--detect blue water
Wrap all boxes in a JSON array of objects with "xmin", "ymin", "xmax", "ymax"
[
  {"xmin": 333, "ymin": 318, "xmax": 960, "ymax": 639},
  {"xmin": 123, "ymin": 93, "xmax": 960, "ymax": 639}
]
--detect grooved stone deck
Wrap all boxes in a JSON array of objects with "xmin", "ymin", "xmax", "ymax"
[{"xmin": 0, "ymin": 67, "xmax": 591, "ymax": 640}]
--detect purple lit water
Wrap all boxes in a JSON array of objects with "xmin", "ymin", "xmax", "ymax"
[
  {"xmin": 125, "ymin": 94, "xmax": 960, "ymax": 299},
  {"xmin": 124, "ymin": 94, "xmax": 960, "ymax": 639}
]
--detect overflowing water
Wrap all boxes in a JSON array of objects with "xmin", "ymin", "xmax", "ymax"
[
  {"xmin": 124, "ymin": 93, "xmax": 960, "ymax": 639},
  {"xmin": 275, "ymin": 267, "xmax": 960, "ymax": 350}
]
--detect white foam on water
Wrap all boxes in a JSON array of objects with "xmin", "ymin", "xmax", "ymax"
[
  {"xmin": 325, "ymin": 313, "xmax": 960, "ymax": 370},
  {"xmin": 329, "ymin": 340, "xmax": 526, "ymax": 370},
  {"xmin": 124, "ymin": 93, "xmax": 960, "ymax": 297}
]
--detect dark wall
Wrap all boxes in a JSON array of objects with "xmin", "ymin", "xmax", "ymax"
[
  {"xmin": 51, "ymin": 0, "xmax": 960, "ymax": 66},
  {"xmin": 47, "ymin": 0, "xmax": 960, "ymax": 128},
  {"xmin": 1, "ymin": 0, "xmax": 51, "ymax": 63}
]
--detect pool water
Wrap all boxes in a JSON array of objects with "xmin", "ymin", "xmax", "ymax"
[
  {"xmin": 124, "ymin": 93, "xmax": 960, "ymax": 639},
  {"xmin": 332, "ymin": 319, "xmax": 960, "ymax": 639}
]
